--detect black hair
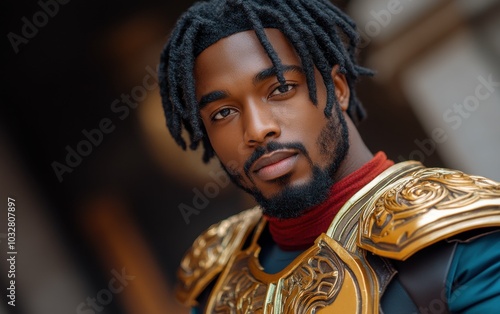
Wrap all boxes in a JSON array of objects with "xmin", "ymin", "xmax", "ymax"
[{"xmin": 159, "ymin": 0, "xmax": 372, "ymax": 162}]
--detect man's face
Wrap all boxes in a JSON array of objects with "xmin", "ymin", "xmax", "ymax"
[{"xmin": 194, "ymin": 29, "xmax": 350, "ymax": 218}]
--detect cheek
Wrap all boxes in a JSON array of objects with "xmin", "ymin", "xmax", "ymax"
[
  {"xmin": 304, "ymin": 116, "xmax": 332, "ymax": 161},
  {"xmin": 289, "ymin": 103, "xmax": 327, "ymax": 138},
  {"xmin": 206, "ymin": 127, "xmax": 244, "ymax": 164}
]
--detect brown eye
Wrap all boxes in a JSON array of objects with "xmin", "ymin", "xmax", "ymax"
[
  {"xmin": 213, "ymin": 108, "xmax": 236, "ymax": 121},
  {"xmin": 269, "ymin": 84, "xmax": 296, "ymax": 97}
]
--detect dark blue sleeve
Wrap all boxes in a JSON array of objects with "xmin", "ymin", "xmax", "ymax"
[{"xmin": 447, "ymin": 231, "xmax": 500, "ymax": 313}]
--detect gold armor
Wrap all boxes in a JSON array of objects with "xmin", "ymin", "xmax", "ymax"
[{"xmin": 176, "ymin": 161, "xmax": 500, "ymax": 313}]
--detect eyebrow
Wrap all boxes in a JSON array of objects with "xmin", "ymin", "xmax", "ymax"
[
  {"xmin": 253, "ymin": 65, "xmax": 304, "ymax": 85},
  {"xmin": 198, "ymin": 65, "xmax": 305, "ymax": 110},
  {"xmin": 199, "ymin": 90, "xmax": 229, "ymax": 110}
]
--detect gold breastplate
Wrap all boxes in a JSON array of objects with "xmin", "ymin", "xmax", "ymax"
[
  {"xmin": 206, "ymin": 224, "xmax": 380, "ymax": 313},
  {"xmin": 176, "ymin": 161, "xmax": 500, "ymax": 313}
]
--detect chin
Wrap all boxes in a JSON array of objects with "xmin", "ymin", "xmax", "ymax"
[{"xmin": 253, "ymin": 166, "xmax": 333, "ymax": 219}]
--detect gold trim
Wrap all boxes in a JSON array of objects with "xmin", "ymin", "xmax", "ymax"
[
  {"xmin": 176, "ymin": 207, "xmax": 262, "ymax": 306},
  {"xmin": 327, "ymin": 161, "xmax": 423, "ymax": 249},
  {"xmin": 358, "ymin": 167, "xmax": 500, "ymax": 260}
]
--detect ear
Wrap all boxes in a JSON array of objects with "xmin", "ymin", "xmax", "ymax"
[{"xmin": 331, "ymin": 65, "xmax": 350, "ymax": 112}]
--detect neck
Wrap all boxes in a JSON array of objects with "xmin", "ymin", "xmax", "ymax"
[{"xmin": 265, "ymin": 151, "xmax": 394, "ymax": 251}]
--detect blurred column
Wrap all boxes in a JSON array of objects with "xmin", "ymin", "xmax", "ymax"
[{"xmin": 348, "ymin": 0, "xmax": 500, "ymax": 180}]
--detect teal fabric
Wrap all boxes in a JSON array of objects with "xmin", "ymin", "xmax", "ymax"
[
  {"xmin": 191, "ymin": 308, "xmax": 201, "ymax": 314},
  {"xmin": 259, "ymin": 242, "xmax": 303, "ymax": 274},
  {"xmin": 446, "ymin": 231, "xmax": 500, "ymax": 313},
  {"xmin": 381, "ymin": 278, "xmax": 419, "ymax": 313}
]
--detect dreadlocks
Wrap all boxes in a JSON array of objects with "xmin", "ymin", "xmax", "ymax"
[{"xmin": 159, "ymin": 0, "xmax": 372, "ymax": 162}]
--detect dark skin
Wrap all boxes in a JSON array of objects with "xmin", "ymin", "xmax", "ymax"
[{"xmin": 195, "ymin": 28, "xmax": 373, "ymax": 203}]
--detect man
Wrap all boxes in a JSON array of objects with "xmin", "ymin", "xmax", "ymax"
[{"xmin": 158, "ymin": 0, "xmax": 500, "ymax": 312}]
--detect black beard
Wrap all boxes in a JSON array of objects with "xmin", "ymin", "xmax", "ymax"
[
  {"xmin": 220, "ymin": 111, "xmax": 349, "ymax": 219},
  {"xmin": 251, "ymin": 165, "xmax": 333, "ymax": 218}
]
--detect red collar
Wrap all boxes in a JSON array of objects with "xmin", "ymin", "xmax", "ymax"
[{"xmin": 265, "ymin": 152, "xmax": 394, "ymax": 251}]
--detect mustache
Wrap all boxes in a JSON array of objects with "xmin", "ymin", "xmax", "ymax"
[{"xmin": 243, "ymin": 142, "xmax": 310, "ymax": 178}]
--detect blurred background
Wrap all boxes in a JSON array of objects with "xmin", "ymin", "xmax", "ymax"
[{"xmin": 1, "ymin": 0, "xmax": 499, "ymax": 313}]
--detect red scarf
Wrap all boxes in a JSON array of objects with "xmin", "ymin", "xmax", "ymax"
[{"xmin": 265, "ymin": 152, "xmax": 394, "ymax": 251}]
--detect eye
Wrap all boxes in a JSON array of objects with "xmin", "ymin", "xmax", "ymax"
[
  {"xmin": 212, "ymin": 107, "xmax": 236, "ymax": 121},
  {"xmin": 269, "ymin": 84, "xmax": 297, "ymax": 98}
]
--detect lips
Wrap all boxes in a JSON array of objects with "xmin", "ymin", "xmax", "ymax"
[{"xmin": 252, "ymin": 150, "xmax": 299, "ymax": 181}]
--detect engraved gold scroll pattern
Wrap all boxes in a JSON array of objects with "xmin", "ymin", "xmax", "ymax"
[
  {"xmin": 211, "ymin": 241, "xmax": 344, "ymax": 314},
  {"xmin": 280, "ymin": 242, "xmax": 343, "ymax": 314},
  {"xmin": 177, "ymin": 207, "xmax": 262, "ymax": 304},
  {"xmin": 359, "ymin": 167, "xmax": 500, "ymax": 259},
  {"xmin": 214, "ymin": 258, "xmax": 267, "ymax": 313}
]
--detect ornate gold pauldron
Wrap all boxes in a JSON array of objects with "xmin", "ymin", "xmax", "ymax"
[{"xmin": 176, "ymin": 162, "xmax": 500, "ymax": 313}]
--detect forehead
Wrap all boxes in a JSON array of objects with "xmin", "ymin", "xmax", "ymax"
[{"xmin": 194, "ymin": 29, "xmax": 301, "ymax": 94}]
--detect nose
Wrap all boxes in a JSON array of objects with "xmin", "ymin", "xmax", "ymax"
[{"xmin": 243, "ymin": 99, "xmax": 281, "ymax": 146}]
